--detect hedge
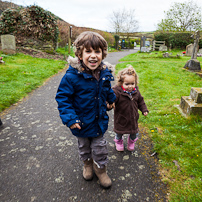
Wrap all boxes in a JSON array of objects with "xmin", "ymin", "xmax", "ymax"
[{"xmin": 154, "ymin": 32, "xmax": 202, "ymax": 49}]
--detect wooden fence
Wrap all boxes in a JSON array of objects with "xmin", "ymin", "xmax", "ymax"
[{"xmin": 152, "ymin": 40, "xmax": 165, "ymax": 51}]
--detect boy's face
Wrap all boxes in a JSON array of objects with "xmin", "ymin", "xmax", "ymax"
[{"xmin": 79, "ymin": 47, "xmax": 102, "ymax": 71}]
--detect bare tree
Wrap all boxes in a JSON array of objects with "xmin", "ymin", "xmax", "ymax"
[{"xmin": 108, "ymin": 8, "xmax": 139, "ymax": 34}]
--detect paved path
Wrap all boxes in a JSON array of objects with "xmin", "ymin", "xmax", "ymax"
[{"xmin": 0, "ymin": 49, "xmax": 168, "ymax": 202}]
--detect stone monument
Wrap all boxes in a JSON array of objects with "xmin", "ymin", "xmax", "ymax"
[
  {"xmin": 1, "ymin": 34, "xmax": 16, "ymax": 54},
  {"xmin": 184, "ymin": 31, "xmax": 201, "ymax": 71},
  {"xmin": 141, "ymin": 36, "xmax": 146, "ymax": 47},
  {"xmin": 179, "ymin": 87, "xmax": 202, "ymax": 116}
]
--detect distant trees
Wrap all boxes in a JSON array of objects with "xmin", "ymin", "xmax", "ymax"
[
  {"xmin": 157, "ymin": 0, "xmax": 202, "ymax": 32},
  {"xmin": 108, "ymin": 8, "xmax": 139, "ymax": 34}
]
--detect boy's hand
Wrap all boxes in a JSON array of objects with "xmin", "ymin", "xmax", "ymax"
[
  {"xmin": 70, "ymin": 123, "xmax": 81, "ymax": 130},
  {"xmin": 107, "ymin": 103, "xmax": 115, "ymax": 110},
  {"xmin": 143, "ymin": 112, "xmax": 148, "ymax": 116}
]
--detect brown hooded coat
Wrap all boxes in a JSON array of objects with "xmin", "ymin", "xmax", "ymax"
[{"xmin": 112, "ymin": 85, "xmax": 149, "ymax": 134}]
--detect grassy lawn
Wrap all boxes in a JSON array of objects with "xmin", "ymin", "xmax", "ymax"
[
  {"xmin": 0, "ymin": 53, "xmax": 67, "ymax": 112},
  {"xmin": 117, "ymin": 50, "xmax": 202, "ymax": 201}
]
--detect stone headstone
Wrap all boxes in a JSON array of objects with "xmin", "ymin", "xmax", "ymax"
[
  {"xmin": 191, "ymin": 30, "xmax": 200, "ymax": 59},
  {"xmin": 141, "ymin": 36, "xmax": 147, "ymax": 47},
  {"xmin": 140, "ymin": 47, "xmax": 149, "ymax": 52},
  {"xmin": 1, "ymin": 34, "xmax": 16, "ymax": 54},
  {"xmin": 159, "ymin": 45, "xmax": 167, "ymax": 51},
  {"xmin": 198, "ymin": 49, "xmax": 202, "ymax": 54},
  {"xmin": 179, "ymin": 87, "xmax": 202, "ymax": 116},
  {"xmin": 186, "ymin": 44, "xmax": 194, "ymax": 56},
  {"xmin": 184, "ymin": 31, "xmax": 201, "ymax": 71}
]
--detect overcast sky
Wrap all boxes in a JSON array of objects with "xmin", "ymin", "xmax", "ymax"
[{"xmin": 3, "ymin": 0, "xmax": 202, "ymax": 32}]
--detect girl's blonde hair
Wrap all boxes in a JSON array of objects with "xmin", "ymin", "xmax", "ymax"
[
  {"xmin": 73, "ymin": 31, "xmax": 108, "ymax": 59},
  {"xmin": 116, "ymin": 65, "xmax": 139, "ymax": 86}
]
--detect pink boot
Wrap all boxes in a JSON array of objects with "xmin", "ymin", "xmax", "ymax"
[
  {"xmin": 127, "ymin": 136, "xmax": 138, "ymax": 151},
  {"xmin": 114, "ymin": 138, "xmax": 124, "ymax": 151}
]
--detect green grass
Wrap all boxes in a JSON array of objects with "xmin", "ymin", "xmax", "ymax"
[
  {"xmin": 117, "ymin": 50, "xmax": 202, "ymax": 201},
  {"xmin": 56, "ymin": 46, "xmax": 75, "ymax": 58},
  {"xmin": 0, "ymin": 53, "xmax": 67, "ymax": 112}
]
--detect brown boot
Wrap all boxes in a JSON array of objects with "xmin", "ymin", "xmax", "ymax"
[
  {"xmin": 93, "ymin": 162, "xmax": 112, "ymax": 188},
  {"xmin": 83, "ymin": 158, "xmax": 93, "ymax": 181}
]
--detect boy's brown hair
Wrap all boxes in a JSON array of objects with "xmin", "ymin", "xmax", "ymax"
[
  {"xmin": 116, "ymin": 65, "xmax": 139, "ymax": 87},
  {"xmin": 73, "ymin": 31, "xmax": 108, "ymax": 59}
]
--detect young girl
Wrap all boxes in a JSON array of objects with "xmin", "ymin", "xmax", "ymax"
[
  {"xmin": 112, "ymin": 65, "xmax": 148, "ymax": 151},
  {"xmin": 55, "ymin": 31, "xmax": 116, "ymax": 188}
]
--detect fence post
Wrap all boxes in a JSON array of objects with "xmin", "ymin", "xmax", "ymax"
[
  {"xmin": 68, "ymin": 26, "xmax": 72, "ymax": 54},
  {"xmin": 153, "ymin": 40, "xmax": 155, "ymax": 51}
]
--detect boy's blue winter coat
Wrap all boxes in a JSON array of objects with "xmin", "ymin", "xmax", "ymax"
[{"xmin": 55, "ymin": 57, "xmax": 116, "ymax": 138}]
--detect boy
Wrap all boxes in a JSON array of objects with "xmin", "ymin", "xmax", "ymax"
[{"xmin": 55, "ymin": 31, "xmax": 116, "ymax": 188}]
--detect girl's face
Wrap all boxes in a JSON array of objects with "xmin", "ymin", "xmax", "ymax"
[
  {"xmin": 79, "ymin": 47, "xmax": 102, "ymax": 71},
  {"xmin": 122, "ymin": 74, "xmax": 136, "ymax": 92}
]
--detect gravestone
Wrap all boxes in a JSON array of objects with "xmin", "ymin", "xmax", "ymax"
[
  {"xmin": 186, "ymin": 44, "xmax": 194, "ymax": 56},
  {"xmin": 141, "ymin": 36, "xmax": 146, "ymax": 47},
  {"xmin": 198, "ymin": 49, "xmax": 202, "ymax": 54},
  {"xmin": 140, "ymin": 47, "xmax": 149, "ymax": 52},
  {"xmin": 179, "ymin": 87, "xmax": 202, "ymax": 116},
  {"xmin": 159, "ymin": 45, "xmax": 167, "ymax": 51},
  {"xmin": 1, "ymin": 34, "xmax": 16, "ymax": 54},
  {"xmin": 184, "ymin": 31, "xmax": 201, "ymax": 71}
]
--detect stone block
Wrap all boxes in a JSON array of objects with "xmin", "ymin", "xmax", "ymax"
[
  {"xmin": 184, "ymin": 59, "xmax": 201, "ymax": 71},
  {"xmin": 179, "ymin": 96, "xmax": 202, "ymax": 116},
  {"xmin": 140, "ymin": 47, "xmax": 149, "ymax": 52},
  {"xmin": 190, "ymin": 87, "xmax": 202, "ymax": 103}
]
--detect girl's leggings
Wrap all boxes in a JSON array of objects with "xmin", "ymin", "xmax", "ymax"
[{"xmin": 116, "ymin": 133, "xmax": 139, "ymax": 140}]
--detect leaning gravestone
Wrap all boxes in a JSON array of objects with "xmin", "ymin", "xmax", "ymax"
[
  {"xmin": 185, "ymin": 44, "xmax": 194, "ymax": 56},
  {"xmin": 1, "ymin": 34, "xmax": 16, "ymax": 54}
]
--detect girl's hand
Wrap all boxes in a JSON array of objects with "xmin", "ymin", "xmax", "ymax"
[
  {"xmin": 107, "ymin": 103, "xmax": 115, "ymax": 110},
  {"xmin": 143, "ymin": 112, "xmax": 148, "ymax": 116},
  {"xmin": 70, "ymin": 123, "xmax": 81, "ymax": 130}
]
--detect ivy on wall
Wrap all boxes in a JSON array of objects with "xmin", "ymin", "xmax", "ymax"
[{"xmin": 0, "ymin": 5, "xmax": 59, "ymax": 49}]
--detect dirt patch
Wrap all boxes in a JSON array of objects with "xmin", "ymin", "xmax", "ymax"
[{"xmin": 17, "ymin": 47, "xmax": 66, "ymax": 60}]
